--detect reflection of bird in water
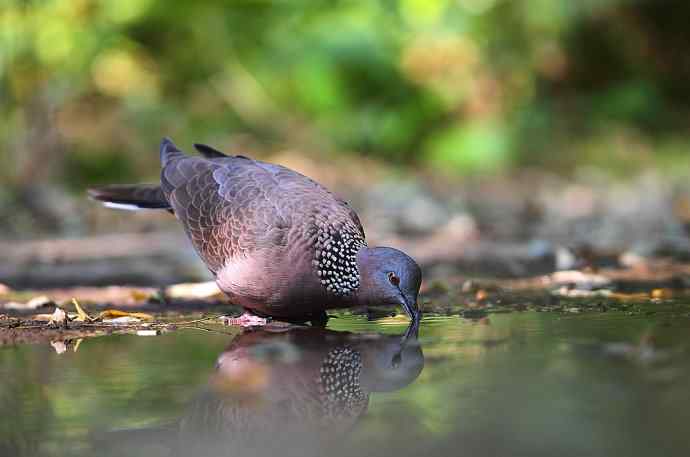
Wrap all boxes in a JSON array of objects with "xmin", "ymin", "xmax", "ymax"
[{"xmin": 99, "ymin": 322, "xmax": 423, "ymax": 457}]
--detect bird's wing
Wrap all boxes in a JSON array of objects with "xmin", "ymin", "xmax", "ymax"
[
  {"xmin": 161, "ymin": 155, "xmax": 278, "ymax": 273},
  {"xmin": 160, "ymin": 154, "xmax": 362, "ymax": 275},
  {"xmin": 255, "ymin": 160, "xmax": 366, "ymax": 240}
]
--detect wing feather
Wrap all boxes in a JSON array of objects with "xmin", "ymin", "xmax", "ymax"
[{"xmin": 161, "ymin": 154, "xmax": 364, "ymax": 276}]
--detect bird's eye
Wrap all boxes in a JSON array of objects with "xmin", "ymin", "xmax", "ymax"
[{"xmin": 387, "ymin": 272, "xmax": 400, "ymax": 286}]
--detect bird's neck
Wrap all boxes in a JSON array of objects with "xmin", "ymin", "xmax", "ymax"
[{"xmin": 352, "ymin": 247, "xmax": 376, "ymax": 306}]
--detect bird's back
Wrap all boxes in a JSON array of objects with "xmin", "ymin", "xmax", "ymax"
[{"xmin": 159, "ymin": 146, "xmax": 366, "ymax": 313}]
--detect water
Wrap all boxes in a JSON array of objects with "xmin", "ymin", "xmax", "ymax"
[{"xmin": 2, "ymin": 310, "xmax": 690, "ymax": 457}]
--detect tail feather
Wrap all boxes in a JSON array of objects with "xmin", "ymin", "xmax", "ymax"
[
  {"xmin": 88, "ymin": 184, "xmax": 171, "ymax": 210},
  {"xmin": 194, "ymin": 143, "xmax": 228, "ymax": 159}
]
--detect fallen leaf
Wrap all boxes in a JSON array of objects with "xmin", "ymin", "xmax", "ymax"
[
  {"xmin": 129, "ymin": 289, "xmax": 152, "ymax": 302},
  {"xmin": 651, "ymin": 288, "xmax": 672, "ymax": 299},
  {"xmin": 98, "ymin": 310, "xmax": 154, "ymax": 320},
  {"xmin": 608, "ymin": 292, "xmax": 649, "ymax": 300},
  {"xmin": 103, "ymin": 316, "xmax": 141, "ymax": 325},
  {"xmin": 72, "ymin": 298, "xmax": 94, "ymax": 322}
]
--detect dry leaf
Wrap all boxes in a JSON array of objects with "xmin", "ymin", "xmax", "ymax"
[
  {"xmin": 130, "ymin": 290, "xmax": 152, "ymax": 302},
  {"xmin": 608, "ymin": 292, "xmax": 649, "ymax": 300},
  {"xmin": 650, "ymin": 288, "xmax": 671, "ymax": 299},
  {"xmin": 98, "ymin": 310, "xmax": 154, "ymax": 320},
  {"xmin": 72, "ymin": 298, "xmax": 94, "ymax": 322},
  {"xmin": 103, "ymin": 316, "xmax": 141, "ymax": 325}
]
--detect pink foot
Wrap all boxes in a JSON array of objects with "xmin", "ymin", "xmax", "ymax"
[{"xmin": 220, "ymin": 313, "xmax": 269, "ymax": 327}]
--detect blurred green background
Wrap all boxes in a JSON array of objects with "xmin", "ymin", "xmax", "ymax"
[
  {"xmin": 3, "ymin": 0, "xmax": 690, "ymax": 235},
  {"xmin": 5, "ymin": 0, "xmax": 690, "ymax": 182}
]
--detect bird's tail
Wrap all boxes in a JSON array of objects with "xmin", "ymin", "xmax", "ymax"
[{"xmin": 88, "ymin": 184, "xmax": 171, "ymax": 211}]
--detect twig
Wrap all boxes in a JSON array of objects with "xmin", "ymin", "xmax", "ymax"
[
  {"xmin": 0, "ymin": 314, "xmax": 226, "ymax": 333},
  {"xmin": 160, "ymin": 314, "xmax": 224, "ymax": 326}
]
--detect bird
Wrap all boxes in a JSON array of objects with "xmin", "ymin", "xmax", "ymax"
[
  {"xmin": 93, "ymin": 322, "xmax": 424, "ymax": 457},
  {"xmin": 89, "ymin": 138, "xmax": 422, "ymax": 324}
]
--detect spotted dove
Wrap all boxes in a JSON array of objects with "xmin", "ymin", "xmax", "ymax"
[{"xmin": 89, "ymin": 138, "xmax": 421, "ymax": 320}]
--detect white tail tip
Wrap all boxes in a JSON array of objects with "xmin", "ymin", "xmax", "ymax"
[{"xmin": 102, "ymin": 202, "xmax": 143, "ymax": 211}]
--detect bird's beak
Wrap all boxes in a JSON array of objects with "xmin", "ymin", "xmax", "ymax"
[{"xmin": 400, "ymin": 295, "xmax": 421, "ymax": 323}]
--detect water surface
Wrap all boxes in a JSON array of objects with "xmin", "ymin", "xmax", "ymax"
[{"xmin": 2, "ymin": 309, "xmax": 690, "ymax": 457}]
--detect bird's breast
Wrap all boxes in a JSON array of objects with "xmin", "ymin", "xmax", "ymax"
[{"xmin": 215, "ymin": 247, "xmax": 330, "ymax": 316}]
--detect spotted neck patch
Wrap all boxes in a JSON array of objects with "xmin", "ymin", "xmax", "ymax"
[{"xmin": 313, "ymin": 224, "xmax": 366, "ymax": 296}]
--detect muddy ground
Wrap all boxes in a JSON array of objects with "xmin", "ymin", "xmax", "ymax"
[{"xmin": 4, "ymin": 255, "xmax": 690, "ymax": 345}]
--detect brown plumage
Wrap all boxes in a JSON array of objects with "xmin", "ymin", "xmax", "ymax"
[{"xmin": 89, "ymin": 138, "xmax": 422, "ymax": 319}]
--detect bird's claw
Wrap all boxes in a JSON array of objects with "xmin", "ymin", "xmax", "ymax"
[{"xmin": 220, "ymin": 313, "xmax": 270, "ymax": 327}]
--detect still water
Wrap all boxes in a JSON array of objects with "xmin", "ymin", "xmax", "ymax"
[{"xmin": 2, "ymin": 310, "xmax": 690, "ymax": 457}]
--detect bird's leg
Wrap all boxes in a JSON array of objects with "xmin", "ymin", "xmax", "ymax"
[
  {"xmin": 221, "ymin": 311, "xmax": 270, "ymax": 327},
  {"xmin": 309, "ymin": 310, "xmax": 329, "ymax": 328},
  {"xmin": 220, "ymin": 310, "xmax": 328, "ymax": 328}
]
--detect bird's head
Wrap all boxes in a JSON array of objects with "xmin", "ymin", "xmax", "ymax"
[{"xmin": 357, "ymin": 247, "xmax": 422, "ymax": 320}]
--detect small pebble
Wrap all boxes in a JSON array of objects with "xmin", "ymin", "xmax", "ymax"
[{"xmin": 49, "ymin": 307, "xmax": 67, "ymax": 326}]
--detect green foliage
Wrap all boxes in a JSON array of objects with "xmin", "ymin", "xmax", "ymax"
[
  {"xmin": 64, "ymin": 149, "xmax": 135, "ymax": 190},
  {"xmin": 2, "ymin": 0, "xmax": 690, "ymax": 186},
  {"xmin": 425, "ymin": 120, "xmax": 512, "ymax": 175}
]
